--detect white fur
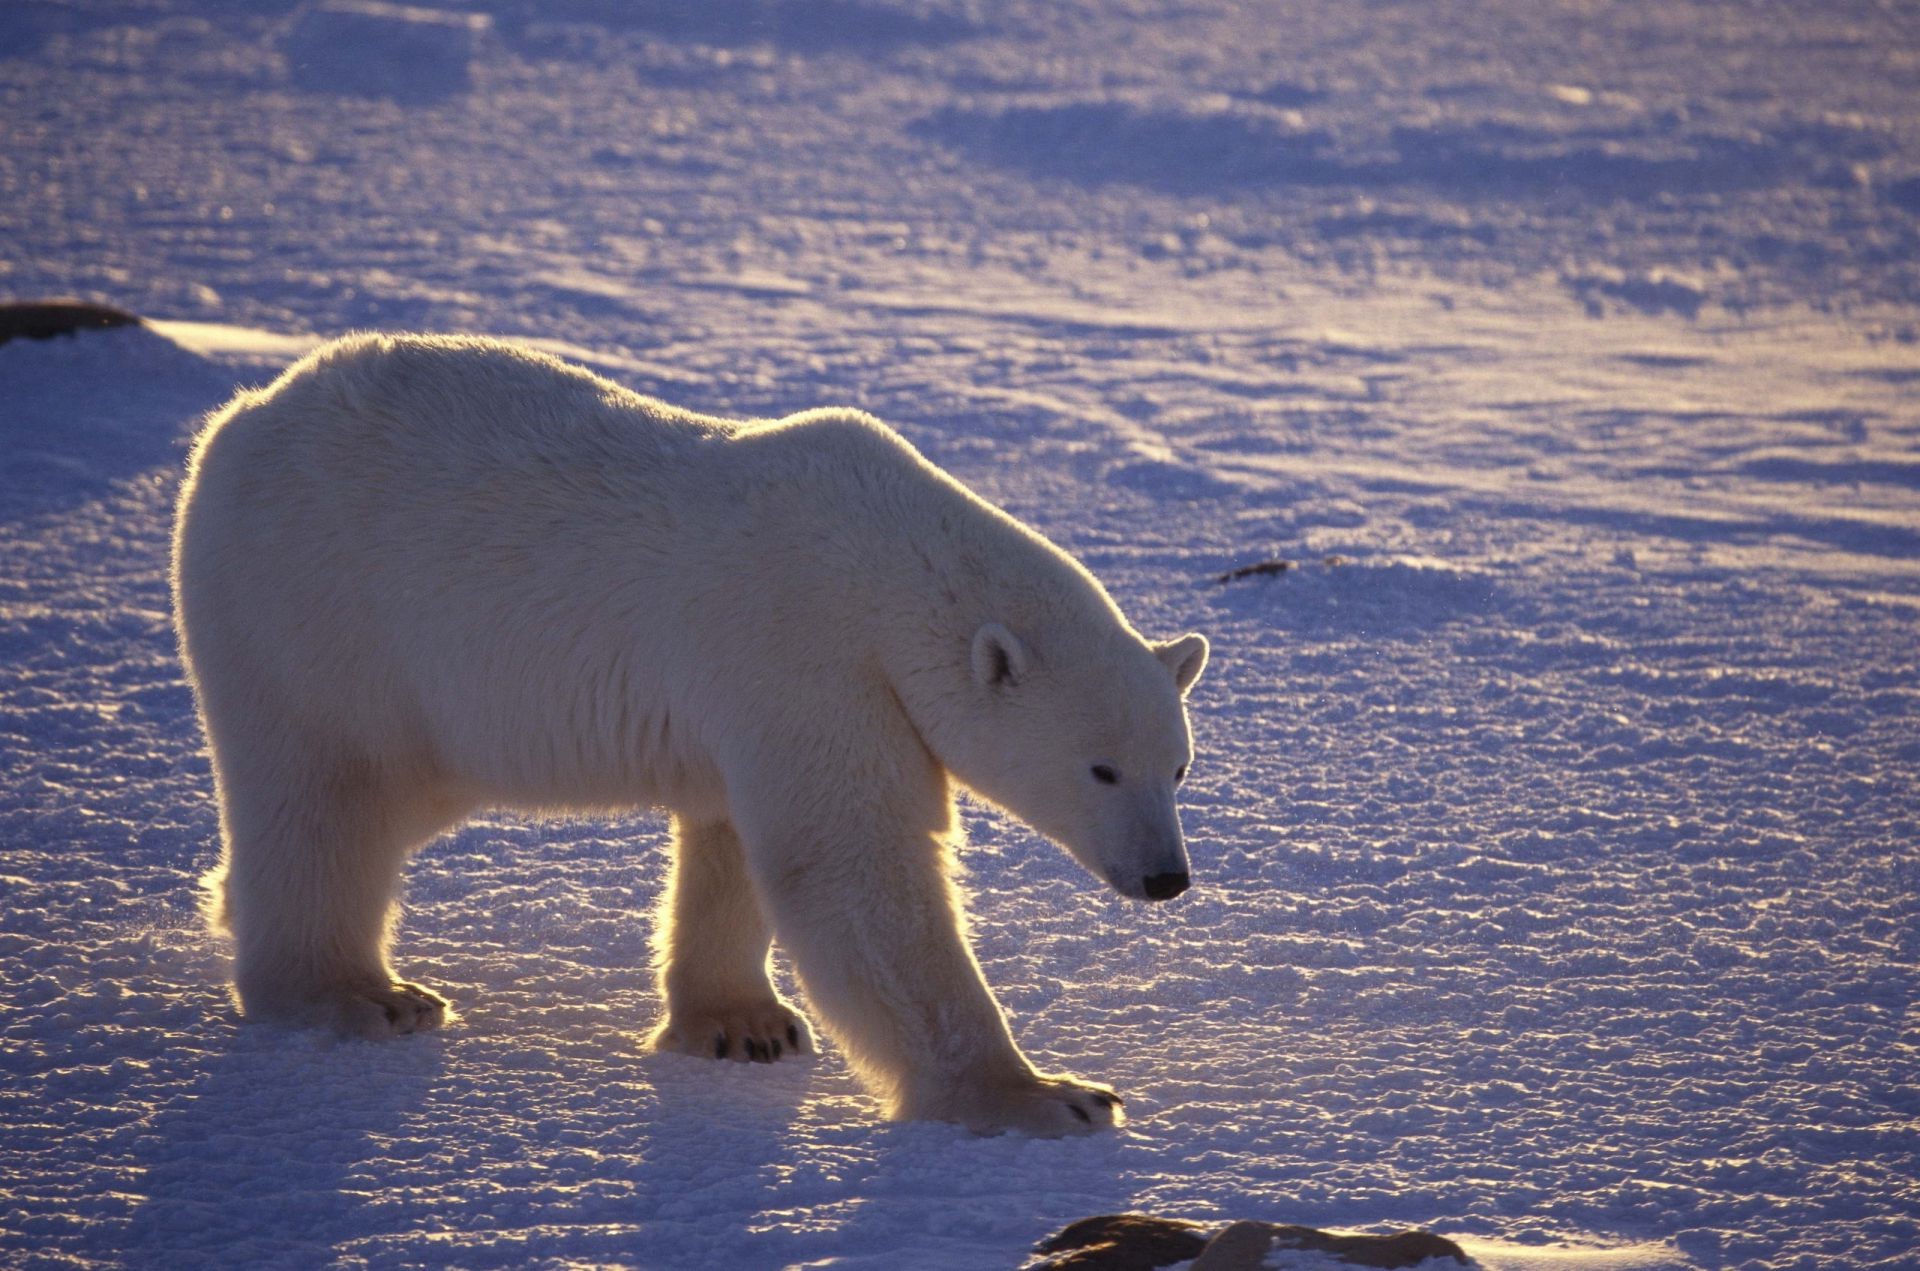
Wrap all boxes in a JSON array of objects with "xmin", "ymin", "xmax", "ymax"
[{"xmin": 171, "ymin": 333, "xmax": 1209, "ymax": 1135}]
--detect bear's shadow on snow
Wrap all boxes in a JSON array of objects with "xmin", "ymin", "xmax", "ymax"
[
  {"xmin": 120, "ymin": 1030, "xmax": 446, "ymax": 1265},
  {"xmin": 615, "ymin": 1056, "xmax": 1134, "ymax": 1265}
]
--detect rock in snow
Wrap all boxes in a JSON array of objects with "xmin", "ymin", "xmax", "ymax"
[
  {"xmin": 0, "ymin": 298, "xmax": 141, "ymax": 345},
  {"xmin": 1029, "ymin": 1213, "xmax": 1467, "ymax": 1270}
]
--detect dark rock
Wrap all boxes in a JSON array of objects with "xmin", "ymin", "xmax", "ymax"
[
  {"xmin": 1030, "ymin": 1213, "xmax": 1211, "ymax": 1270},
  {"xmin": 1216, "ymin": 558, "xmax": 1295, "ymax": 583},
  {"xmin": 1030, "ymin": 1214, "xmax": 1471, "ymax": 1270},
  {"xmin": 0, "ymin": 300, "xmax": 141, "ymax": 346},
  {"xmin": 1193, "ymin": 1220, "xmax": 1470, "ymax": 1269}
]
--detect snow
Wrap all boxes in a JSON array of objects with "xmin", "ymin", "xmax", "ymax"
[
  {"xmin": 3, "ymin": 1, "xmax": 1918, "ymax": 1268},
  {"xmin": 1457, "ymin": 1240, "xmax": 1691, "ymax": 1271}
]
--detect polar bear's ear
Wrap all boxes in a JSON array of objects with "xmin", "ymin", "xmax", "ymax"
[
  {"xmin": 1155, "ymin": 633, "xmax": 1209, "ymax": 695},
  {"xmin": 972, "ymin": 622, "xmax": 1031, "ymax": 690}
]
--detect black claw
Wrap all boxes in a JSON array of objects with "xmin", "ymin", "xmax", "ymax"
[
  {"xmin": 1069, "ymin": 1103, "xmax": 1091, "ymax": 1123},
  {"xmin": 787, "ymin": 1024, "xmax": 800, "ymax": 1049},
  {"xmin": 769, "ymin": 1038, "xmax": 783, "ymax": 1059},
  {"xmin": 715, "ymin": 1033, "xmax": 729, "ymax": 1059}
]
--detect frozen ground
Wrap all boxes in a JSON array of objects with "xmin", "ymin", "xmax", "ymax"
[{"xmin": 3, "ymin": 1, "xmax": 1918, "ymax": 1268}]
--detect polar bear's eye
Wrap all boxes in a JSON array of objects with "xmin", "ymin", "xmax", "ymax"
[{"xmin": 1090, "ymin": 764, "xmax": 1119, "ymax": 785}]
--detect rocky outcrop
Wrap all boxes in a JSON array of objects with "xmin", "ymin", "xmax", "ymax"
[
  {"xmin": 1030, "ymin": 1213, "xmax": 1470, "ymax": 1270},
  {"xmin": 0, "ymin": 300, "xmax": 140, "ymax": 345}
]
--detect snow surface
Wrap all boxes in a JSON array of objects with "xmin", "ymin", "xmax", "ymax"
[{"xmin": 4, "ymin": 1, "xmax": 1919, "ymax": 1268}]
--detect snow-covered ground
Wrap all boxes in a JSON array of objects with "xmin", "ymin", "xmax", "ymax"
[{"xmin": 4, "ymin": 1, "xmax": 1918, "ymax": 1267}]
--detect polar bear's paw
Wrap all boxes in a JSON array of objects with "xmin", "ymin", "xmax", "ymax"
[
  {"xmin": 936, "ymin": 1072, "xmax": 1125, "ymax": 1138},
  {"xmin": 328, "ymin": 980, "xmax": 449, "ymax": 1038},
  {"xmin": 650, "ymin": 1000, "xmax": 813, "ymax": 1063},
  {"xmin": 243, "ymin": 977, "xmax": 449, "ymax": 1038}
]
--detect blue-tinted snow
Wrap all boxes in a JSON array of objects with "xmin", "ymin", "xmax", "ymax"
[{"xmin": 3, "ymin": 1, "xmax": 1918, "ymax": 1268}]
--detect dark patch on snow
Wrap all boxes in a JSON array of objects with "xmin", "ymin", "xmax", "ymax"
[
  {"xmin": 282, "ymin": 0, "xmax": 491, "ymax": 103},
  {"xmin": 483, "ymin": 0, "xmax": 978, "ymax": 53},
  {"xmin": 1209, "ymin": 556, "xmax": 1499, "ymax": 638}
]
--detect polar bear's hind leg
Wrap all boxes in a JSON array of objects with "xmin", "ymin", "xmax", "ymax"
[
  {"xmin": 649, "ymin": 816, "xmax": 813, "ymax": 1062},
  {"xmin": 211, "ymin": 740, "xmax": 459, "ymax": 1038}
]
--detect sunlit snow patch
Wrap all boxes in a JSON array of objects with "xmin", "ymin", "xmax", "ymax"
[
  {"xmin": 1453, "ymin": 1237, "xmax": 1685, "ymax": 1271},
  {"xmin": 146, "ymin": 319, "xmax": 325, "ymax": 365},
  {"xmin": 1183, "ymin": 1236, "xmax": 1682, "ymax": 1270}
]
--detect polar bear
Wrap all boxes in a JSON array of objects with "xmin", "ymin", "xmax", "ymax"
[{"xmin": 172, "ymin": 333, "xmax": 1209, "ymax": 1136}]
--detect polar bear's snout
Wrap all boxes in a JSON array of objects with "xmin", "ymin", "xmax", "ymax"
[
  {"xmin": 1102, "ymin": 814, "xmax": 1193, "ymax": 902},
  {"xmin": 1141, "ymin": 870, "xmax": 1190, "ymax": 901},
  {"xmin": 1106, "ymin": 857, "xmax": 1192, "ymax": 902}
]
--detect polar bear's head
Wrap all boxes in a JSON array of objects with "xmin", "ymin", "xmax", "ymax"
[{"xmin": 936, "ymin": 619, "xmax": 1209, "ymax": 903}]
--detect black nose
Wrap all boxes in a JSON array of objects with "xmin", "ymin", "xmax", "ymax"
[{"xmin": 1142, "ymin": 871, "xmax": 1190, "ymax": 901}]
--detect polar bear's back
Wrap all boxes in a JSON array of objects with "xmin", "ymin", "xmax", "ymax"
[
  {"xmin": 196, "ymin": 332, "xmax": 728, "ymax": 489},
  {"xmin": 172, "ymin": 334, "xmax": 748, "ymax": 804}
]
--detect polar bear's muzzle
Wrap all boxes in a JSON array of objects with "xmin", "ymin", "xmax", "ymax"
[
  {"xmin": 1140, "ymin": 870, "xmax": 1190, "ymax": 901},
  {"xmin": 1105, "ymin": 855, "xmax": 1192, "ymax": 902}
]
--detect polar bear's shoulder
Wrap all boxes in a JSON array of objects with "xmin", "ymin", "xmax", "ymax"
[
  {"xmin": 749, "ymin": 405, "xmax": 899, "ymax": 449},
  {"xmin": 742, "ymin": 406, "xmax": 947, "ymax": 484}
]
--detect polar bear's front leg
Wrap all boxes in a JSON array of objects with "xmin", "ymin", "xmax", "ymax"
[
  {"xmin": 737, "ymin": 806, "xmax": 1123, "ymax": 1137},
  {"xmin": 649, "ymin": 816, "xmax": 813, "ymax": 1063}
]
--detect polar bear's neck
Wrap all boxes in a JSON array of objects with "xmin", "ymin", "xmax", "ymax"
[
  {"xmin": 782, "ymin": 409, "xmax": 1115, "ymax": 623},
  {"xmin": 746, "ymin": 409, "xmax": 1133, "ymax": 738}
]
